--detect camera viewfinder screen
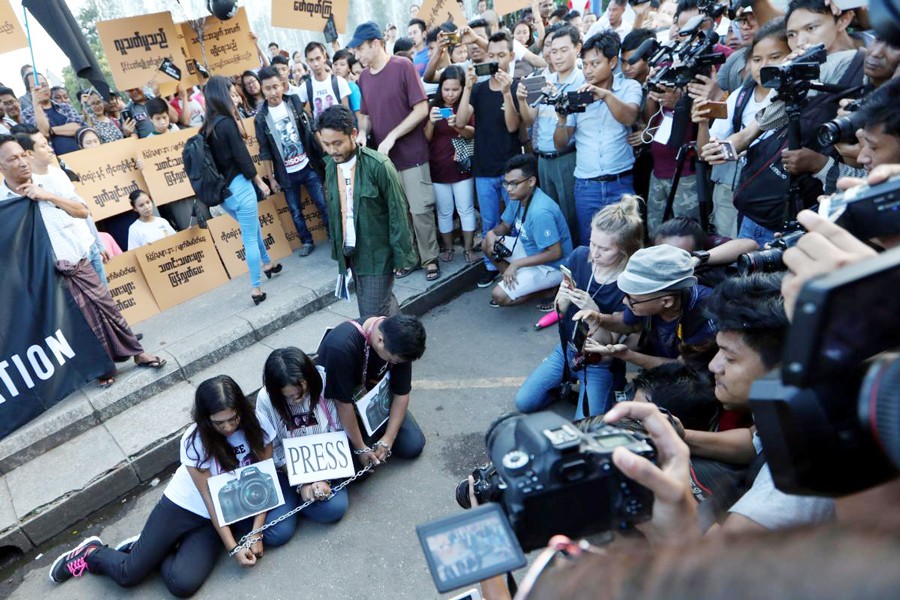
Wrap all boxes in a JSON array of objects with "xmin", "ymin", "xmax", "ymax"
[
  {"xmin": 417, "ymin": 504, "xmax": 527, "ymax": 593},
  {"xmin": 595, "ymin": 434, "xmax": 633, "ymax": 449}
]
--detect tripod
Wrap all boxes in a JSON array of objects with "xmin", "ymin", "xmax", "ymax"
[{"xmin": 662, "ymin": 95, "xmax": 712, "ymax": 231}]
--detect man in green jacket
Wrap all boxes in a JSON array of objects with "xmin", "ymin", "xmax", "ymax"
[{"xmin": 316, "ymin": 105, "xmax": 417, "ymax": 318}]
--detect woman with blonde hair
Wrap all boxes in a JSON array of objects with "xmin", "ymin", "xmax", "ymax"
[{"xmin": 515, "ymin": 195, "xmax": 644, "ymax": 418}]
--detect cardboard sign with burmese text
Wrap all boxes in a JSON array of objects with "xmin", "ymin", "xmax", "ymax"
[
  {"xmin": 419, "ymin": 0, "xmax": 468, "ymax": 29},
  {"xmin": 269, "ymin": 190, "xmax": 328, "ymax": 246},
  {"xmin": 271, "ymin": 0, "xmax": 349, "ymax": 34},
  {"xmin": 136, "ymin": 128, "xmax": 195, "ymax": 205},
  {"xmin": 104, "ymin": 251, "xmax": 160, "ymax": 325},
  {"xmin": 208, "ymin": 198, "xmax": 293, "ymax": 278},
  {"xmin": 97, "ymin": 12, "xmax": 189, "ymax": 92},
  {"xmin": 0, "ymin": 0, "xmax": 27, "ymax": 54},
  {"xmin": 180, "ymin": 8, "xmax": 259, "ymax": 76},
  {"xmin": 135, "ymin": 226, "xmax": 229, "ymax": 311},
  {"xmin": 494, "ymin": 0, "xmax": 532, "ymax": 17},
  {"xmin": 241, "ymin": 117, "xmax": 266, "ymax": 178},
  {"xmin": 63, "ymin": 138, "xmax": 147, "ymax": 220}
]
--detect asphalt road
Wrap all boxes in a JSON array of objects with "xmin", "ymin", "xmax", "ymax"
[{"xmin": 7, "ymin": 286, "xmax": 564, "ymax": 600}]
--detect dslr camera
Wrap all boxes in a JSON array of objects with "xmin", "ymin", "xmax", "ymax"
[
  {"xmin": 540, "ymin": 89, "xmax": 595, "ymax": 114},
  {"xmin": 817, "ymin": 98, "xmax": 864, "ymax": 146},
  {"xmin": 490, "ymin": 237, "xmax": 513, "ymax": 262},
  {"xmin": 737, "ymin": 230, "xmax": 804, "ymax": 275},
  {"xmin": 218, "ymin": 466, "xmax": 279, "ymax": 523},
  {"xmin": 455, "ymin": 411, "xmax": 656, "ymax": 551}
]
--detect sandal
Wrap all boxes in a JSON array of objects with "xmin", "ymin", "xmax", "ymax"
[
  {"xmin": 394, "ymin": 267, "xmax": 417, "ymax": 279},
  {"xmin": 135, "ymin": 356, "xmax": 167, "ymax": 369},
  {"xmin": 426, "ymin": 265, "xmax": 441, "ymax": 281},
  {"xmin": 440, "ymin": 249, "xmax": 454, "ymax": 263},
  {"xmin": 537, "ymin": 300, "xmax": 556, "ymax": 313},
  {"xmin": 98, "ymin": 374, "xmax": 116, "ymax": 388},
  {"xmin": 463, "ymin": 249, "xmax": 477, "ymax": 264}
]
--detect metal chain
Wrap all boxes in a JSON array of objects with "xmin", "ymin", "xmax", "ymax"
[{"xmin": 229, "ymin": 462, "xmax": 376, "ymax": 557}]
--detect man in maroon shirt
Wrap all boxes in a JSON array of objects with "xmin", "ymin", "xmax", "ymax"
[{"xmin": 347, "ymin": 21, "xmax": 441, "ymax": 281}]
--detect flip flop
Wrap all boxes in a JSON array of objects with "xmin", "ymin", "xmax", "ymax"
[
  {"xmin": 463, "ymin": 250, "xmax": 477, "ymax": 264},
  {"xmin": 135, "ymin": 356, "xmax": 167, "ymax": 369},
  {"xmin": 440, "ymin": 249, "xmax": 454, "ymax": 263},
  {"xmin": 426, "ymin": 265, "xmax": 441, "ymax": 281},
  {"xmin": 98, "ymin": 374, "xmax": 116, "ymax": 388},
  {"xmin": 394, "ymin": 267, "xmax": 416, "ymax": 279}
]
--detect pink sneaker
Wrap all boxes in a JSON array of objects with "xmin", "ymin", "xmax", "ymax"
[{"xmin": 48, "ymin": 536, "xmax": 102, "ymax": 583}]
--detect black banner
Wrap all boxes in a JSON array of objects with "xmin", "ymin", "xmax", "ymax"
[{"xmin": 0, "ymin": 197, "xmax": 112, "ymax": 439}]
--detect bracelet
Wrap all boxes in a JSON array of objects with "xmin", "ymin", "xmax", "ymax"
[{"xmin": 353, "ymin": 446, "xmax": 373, "ymax": 455}]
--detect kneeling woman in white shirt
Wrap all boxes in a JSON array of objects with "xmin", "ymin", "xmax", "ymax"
[
  {"xmin": 255, "ymin": 347, "xmax": 349, "ymax": 543},
  {"xmin": 48, "ymin": 375, "xmax": 280, "ymax": 597}
]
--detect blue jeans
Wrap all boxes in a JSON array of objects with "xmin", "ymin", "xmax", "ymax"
[
  {"xmin": 222, "ymin": 175, "xmax": 271, "ymax": 288},
  {"xmin": 258, "ymin": 471, "xmax": 349, "ymax": 546},
  {"xmin": 515, "ymin": 343, "xmax": 615, "ymax": 419},
  {"xmin": 475, "ymin": 176, "xmax": 509, "ymax": 271},
  {"xmin": 89, "ymin": 243, "xmax": 108, "ymax": 289},
  {"xmin": 739, "ymin": 216, "xmax": 777, "ymax": 248},
  {"xmin": 284, "ymin": 166, "xmax": 329, "ymax": 245},
  {"xmin": 574, "ymin": 175, "xmax": 635, "ymax": 246}
]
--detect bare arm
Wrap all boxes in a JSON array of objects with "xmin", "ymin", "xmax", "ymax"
[
  {"xmin": 177, "ymin": 87, "xmax": 190, "ymax": 127},
  {"xmin": 553, "ymin": 112, "xmax": 575, "ymax": 151},
  {"xmin": 618, "ymin": 350, "xmax": 678, "ymax": 370},
  {"xmin": 516, "ymin": 83, "xmax": 538, "ymax": 127},
  {"xmin": 356, "ymin": 113, "xmax": 370, "ymax": 146},
  {"xmin": 497, "ymin": 73, "xmax": 521, "ymax": 133},
  {"xmin": 387, "ymin": 100, "xmax": 428, "ymax": 142},
  {"xmin": 751, "ymin": 0, "xmax": 784, "ymax": 25},
  {"xmin": 455, "ymin": 68, "xmax": 477, "ymax": 127},
  {"xmin": 684, "ymin": 427, "xmax": 756, "ymax": 464},
  {"xmin": 707, "ymin": 238, "xmax": 759, "ymax": 266},
  {"xmin": 50, "ymin": 122, "xmax": 82, "ymax": 136},
  {"xmin": 335, "ymin": 401, "xmax": 367, "ymax": 451},
  {"xmin": 22, "ymin": 184, "xmax": 90, "ymax": 218},
  {"xmin": 594, "ymin": 86, "xmax": 639, "ymax": 126}
]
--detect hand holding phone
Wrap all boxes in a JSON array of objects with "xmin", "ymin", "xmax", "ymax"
[
  {"xmin": 720, "ymin": 140, "xmax": 738, "ymax": 161},
  {"xmin": 560, "ymin": 264, "xmax": 575, "ymax": 289},
  {"xmin": 474, "ymin": 62, "xmax": 499, "ymax": 77}
]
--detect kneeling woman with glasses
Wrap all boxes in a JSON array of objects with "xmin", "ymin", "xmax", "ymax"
[
  {"xmin": 254, "ymin": 347, "xmax": 349, "ymax": 542},
  {"xmin": 48, "ymin": 375, "xmax": 279, "ymax": 597}
]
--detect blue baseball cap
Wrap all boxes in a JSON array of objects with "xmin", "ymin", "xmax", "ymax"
[{"xmin": 346, "ymin": 21, "xmax": 384, "ymax": 48}]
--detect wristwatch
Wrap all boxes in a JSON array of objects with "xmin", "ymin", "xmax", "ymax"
[{"xmin": 690, "ymin": 250, "xmax": 710, "ymax": 265}]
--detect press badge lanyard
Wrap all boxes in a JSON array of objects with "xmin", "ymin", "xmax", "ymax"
[{"xmin": 348, "ymin": 317, "xmax": 388, "ymax": 387}]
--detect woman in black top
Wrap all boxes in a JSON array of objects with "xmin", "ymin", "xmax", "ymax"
[{"xmin": 203, "ymin": 75, "xmax": 281, "ymax": 304}]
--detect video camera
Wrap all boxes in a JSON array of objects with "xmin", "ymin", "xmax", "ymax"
[
  {"xmin": 760, "ymin": 43, "xmax": 827, "ymax": 103},
  {"xmin": 749, "ymin": 245, "xmax": 900, "ymax": 497},
  {"xmin": 737, "ymin": 176, "xmax": 900, "ymax": 275},
  {"xmin": 454, "ymin": 411, "xmax": 656, "ymax": 551},
  {"xmin": 644, "ymin": 16, "xmax": 726, "ymax": 91},
  {"xmin": 537, "ymin": 88, "xmax": 595, "ymax": 115}
]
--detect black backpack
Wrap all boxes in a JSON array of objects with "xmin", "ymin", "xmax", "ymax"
[{"xmin": 183, "ymin": 116, "xmax": 230, "ymax": 207}]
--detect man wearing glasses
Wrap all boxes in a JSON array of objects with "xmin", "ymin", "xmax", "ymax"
[
  {"xmin": 481, "ymin": 154, "xmax": 573, "ymax": 308},
  {"xmin": 574, "ymin": 244, "xmax": 716, "ymax": 370}
]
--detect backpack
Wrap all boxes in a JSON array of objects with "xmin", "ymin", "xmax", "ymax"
[
  {"xmin": 182, "ymin": 116, "xmax": 230, "ymax": 207},
  {"xmin": 305, "ymin": 74, "xmax": 342, "ymax": 117}
]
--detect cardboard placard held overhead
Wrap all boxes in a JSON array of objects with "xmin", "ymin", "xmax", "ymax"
[
  {"xmin": 134, "ymin": 226, "xmax": 229, "ymax": 311},
  {"xmin": 97, "ymin": 12, "xmax": 189, "ymax": 92},
  {"xmin": 104, "ymin": 251, "xmax": 160, "ymax": 326},
  {"xmin": 493, "ymin": 0, "xmax": 532, "ymax": 17},
  {"xmin": 180, "ymin": 8, "xmax": 259, "ymax": 77},
  {"xmin": 63, "ymin": 138, "xmax": 147, "ymax": 221},
  {"xmin": 175, "ymin": 23, "xmax": 206, "ymax": 88},
  {"xmin": 208, "ymin": 198, "xmax": 294, "ymax": 278},
  {"xmin": 0, "ymin": 0, "xmax": 27, "ymax": 54},
  {"xmin": 271, "ymin": 0, "xmax": 349, "ymax": 34},
  {"xmin": 418, "ymin": 0, "xmax": 468, "ymax": 29},
  {"xmin": 136, "ymin": 128, "xmax": 195, "ymax": 205}
]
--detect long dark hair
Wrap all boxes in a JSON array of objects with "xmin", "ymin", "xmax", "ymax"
[
  {"xmin": 263, "ymin": 347, "xmax": 324, "ymax": 427},
  {"xmin": 240, "ymin": 70, "xmax": 263, "ymax": 102},
  {"xmin": 203, "ymin": 75, "xmax": 238, "ymax": 128},
  {"xmin": 186, "ymin": 375, "xmax": 267, "ymax": 472},
  {"xmin": 432, "ymin": 65, "xmax": 466, "ymax": 110}
]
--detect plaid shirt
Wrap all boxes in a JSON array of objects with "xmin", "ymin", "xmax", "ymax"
[{"xmin": 21, "ymin": 101, "xmax": 86, "ymax": 129}]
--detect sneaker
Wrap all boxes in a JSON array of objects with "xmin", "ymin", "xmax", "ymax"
[
  {"xmin": 477, "ymin": 269, "xmax": 499, "ymax": 288},
  {"xmin": 298, "ymin": 243, "xmax": 315, "ymax": 257},
  {"xmin": 48, "ymin": 536, "xmax": 102, "ymax": 583},
  {"xmin": 114, "ymin": 534, "xmax": 140, "ymax": 554}
]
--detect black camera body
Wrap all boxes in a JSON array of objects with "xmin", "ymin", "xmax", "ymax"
[
  {"xmin": 817, "ymin": 99, "xmax": 864, "ymax": 146},
  {"xmin": 646, "ymin": 28, "xmax": 724, "ymax": 91},
  {"xmin": 490, "ymin": 237, "xmax": 513, "ymax": 262},
  {"xmin": 457, "ymin": 412, "xmax": 656, "ymax": 551},
  {"xmin": 218, "ymin": 466, "xmax": 279, "ymax": 524},
  {"xmin": 760, "ymin": 44, "xmax": 827, "ymax": 103},
  {"xmin": 737, "ymin": 230, "xmax": 804, "ymax": 275},
  {"xmin": 540, "ymin": 89, "xmax": 595, "ymax": 114}
]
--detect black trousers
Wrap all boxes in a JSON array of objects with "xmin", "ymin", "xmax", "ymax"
[{"xmin": 86, "ymin": 496, "xmax": 221, "ymax": 598}]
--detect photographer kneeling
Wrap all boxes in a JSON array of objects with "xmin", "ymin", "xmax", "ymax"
[{"xmin": 481, "ymin": 154, "xmax": 574, "ymax": 308}]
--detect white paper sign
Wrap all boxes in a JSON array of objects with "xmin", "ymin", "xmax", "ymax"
[
  {"xmin": 653, "ymin": 113, "xmax": 674, "ymax": 145},
  {"xmin": 355, "ymin": 373, "xmax": 392, "ymax": 437},
  {"xmin": 283, "ymin": 431, "xmax": 355, "ymax": 486},
  {"xmin": 207, "ymin": 458, "xmax": 284, "ymax": 526}
]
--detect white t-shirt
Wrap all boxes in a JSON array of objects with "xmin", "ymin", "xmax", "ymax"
[
  {"xmin": 709, "ymin": 86, "xmax": 773, "ymax": 140},
  {"xmin": 29, "ymin": 169, "xmax": 96, "ymax": 263},
  {"xmin": 163, "ymin": 419, "xmax": 277, "ymax": 518},
  {"xmin": 127, "ymin": 216, "xmax": 175, "ymax": 250},
  {"xmin": 268, "ymin": 100, "xmax": 309, "ymax": 173},
  {"xmin": 255, "ymin": 366, "xmax": 343, "ymax": 468},
  {"xmin": 298, "ymin": 75, "xmax": 351, "ymax": 120}
]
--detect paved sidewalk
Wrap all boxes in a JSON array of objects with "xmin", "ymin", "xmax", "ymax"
[{"xmin": 0, "ymin": 245, "xmax": 479, "ymax": 554}]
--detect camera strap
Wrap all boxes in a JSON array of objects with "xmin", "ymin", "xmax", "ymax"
[{"xmin": 348, "ymin": 317, "xmax": 388, "ymax": 389}]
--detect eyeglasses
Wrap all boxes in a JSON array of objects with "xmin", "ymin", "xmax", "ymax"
[
  {"xmin": 623, "ymin": 293, "xmax": 670, "ymax": 307},
  {"xmin": 503, "ymin": 177, "xmax": 530, "ymax": 189},
  {"xmin": 210, "ymin": 413, "xmax": 240, "ymax": 428}
]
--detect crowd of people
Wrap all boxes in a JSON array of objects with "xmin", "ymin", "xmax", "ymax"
[{"xmin": 9, "ymin": 0, "xmax": 900, "ymax": 597}]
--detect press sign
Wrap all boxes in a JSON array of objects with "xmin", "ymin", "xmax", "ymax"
[{"xmin": 283, "ymin": 431, "xmax": 355, "ymax": 486}]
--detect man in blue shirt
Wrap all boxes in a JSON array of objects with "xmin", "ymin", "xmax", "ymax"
[
  {"xmin": 408, "ymin": 18, "xmax": 430, "ymax": 76},
  {"xmin": 481, "ymin": 154, "xmax": 574, "ymax": 308},
  {"xmin": 553, "ymin": 30, "xmax": 643, "ymax": 245}
]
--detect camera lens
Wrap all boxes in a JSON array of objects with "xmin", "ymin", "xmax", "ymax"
[
  {"xmin": 455, "ymin": 479, "xmax": 473, "ymax": 509},
  {"xmin": 737, "ymin": 248, "xmax": 785, "ymax": 275},
  {"xmin": 817, "ymin": 111, "xmax": 865, "ymax": 147},
  {"xmin": 239, "ymin": 479, "xmax": 273, "ymax": 511}
]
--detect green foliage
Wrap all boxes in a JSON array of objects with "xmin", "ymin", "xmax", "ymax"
[{"xmin": 58, "ymin": 0, "xmax": 119, "ymax": 112}]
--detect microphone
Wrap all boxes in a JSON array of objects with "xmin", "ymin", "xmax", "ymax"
[{"xmin": 627, "ymin": 38, "xmax": 660, "ymax": 65}]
